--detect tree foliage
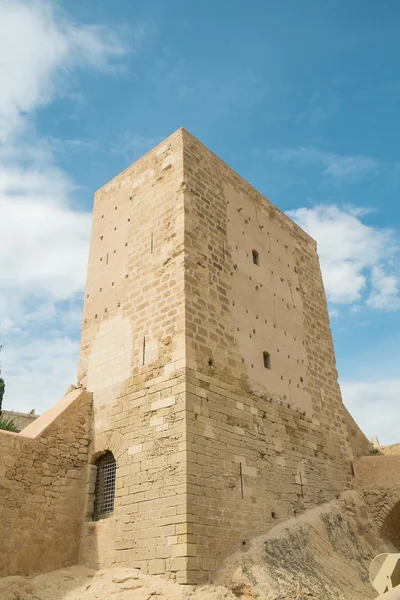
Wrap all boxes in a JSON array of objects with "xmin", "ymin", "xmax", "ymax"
[
  {"xmin": 0, "ymin": 345, "xmax": 16, "ymax": 431},
  {"xmin": 0, "ymin": 377, "xmax": 4, "ymax": 414}
]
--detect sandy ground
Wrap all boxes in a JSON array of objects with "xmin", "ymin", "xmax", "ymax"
[{"xmin": 0, "ymin": 491, "xmax": 392, "ymax": 600}]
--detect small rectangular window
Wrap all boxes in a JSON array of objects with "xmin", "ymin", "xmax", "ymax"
[
  {"xmin": 263, "ymin": 351, "xmax": 271, "ymax": 369},
  {"xmin": 252, "ymin": 250, "xmax": 259, "ymax": 265}
]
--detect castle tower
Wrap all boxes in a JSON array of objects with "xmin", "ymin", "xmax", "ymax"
[{"xmin": 78, "ymin": 128, "xmax": 360, "ymax": 584}]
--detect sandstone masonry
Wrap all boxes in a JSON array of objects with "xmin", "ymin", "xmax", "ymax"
[
  {"xmin": 76, "ymin": 129, "xmax": 371, "ymax": 584},
  {"xmin": 0, "ymin": 388, "xmax": 92, "ymax": 575}
]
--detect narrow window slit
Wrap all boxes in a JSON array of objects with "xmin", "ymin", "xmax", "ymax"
[
  {"xmin": 263, "ymin": 352, "xmax": 271, "ymax": 369},
  {"xmin": 142, "ymin": 336, "xmax": 146, "ymax": 365},
  {"xmin": 239, "ymin": 462, "xmax": 244, "ymax": 499},
  {"xmin": 252, "ymin": 250, "xmax": 259, "ymax": 265}
]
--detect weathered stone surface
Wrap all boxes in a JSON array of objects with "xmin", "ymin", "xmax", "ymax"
[
  {"xmin": 355, "ymin": 453, "xmax": 400, "ymax": 549},
  {"xmin": 75, "ymin": 128, "xmax": 372, "ymax": 583},
  {"xmin": 0, "ymin": 389, "xmax": 92, "ymax": 576},
  {"xmin": 1, "ymin": 129, "xmax": 378, "ymax": 586},
  {"xmin": 0, "ymin": 492, "xmax": 390, "ymax": 599}
]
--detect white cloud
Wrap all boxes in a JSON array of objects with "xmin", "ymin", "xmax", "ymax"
[
  {"xmin": 341, "ymin": 379, "xmax": 400, "ymax": 446},
  {"xmin": 0, "ymin": 1, "xmax": 130, "ymax": 413},
  {"xmin": 111, "ymin": 133, "xmax": 163, "ymax": 164},
  {"xmin": 0, "ymin": 0, "xmax": 128, "ymax": 141},
  {"xmin": 0, "ymin": 168, "xmax": 91, "ymax": 301},
  {"xmin": 1, "ymin": 336, "xmax": 81, "ymax": 414},
  {"xmin": 267, "ymin": 146, "xmax": 379, "ymax": 179},
  {"xmin": 287, "ymin": 205, "xmax": 400, "ymax": 307},
  {"xmin": 367, "ymin": 266, "xmax": 400, "ymax": 311}
]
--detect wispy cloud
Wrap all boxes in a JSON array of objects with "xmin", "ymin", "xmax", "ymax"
[
  {"xmin": 341, "ymin": 379, "xmax": 400, "ymax": 445},
  {"xmin": 287, "ymin": 205, "xmax": 400, "ymax": 308},
  {"xmin": 367, "ymin": 266, "xmax": 400, "ymax": 311},
  {"xmin": 0, "ymin": 0, "xmax": 132, "ymax": 413},
  {"xmin": 0, "ymin": 0, "xmax": 130, "ymax": 142},
  {"xmin": 267, "ymin": 146, "xmax": 379, "ymax": 179},
  {"xmin": 111, "ymin": 133, "xmax": 163, "ymax": 164}
]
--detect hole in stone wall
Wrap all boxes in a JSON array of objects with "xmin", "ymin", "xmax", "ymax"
[
  {"xmin": 263, "ymin": 352, "xmax": 271, "ymax": 369},
  {"xmin": 208, "ymin": 358, "xmax": 214, "ymax": 367},
  {"xmin": 271, "ymin": 511, "xmax": 277, "ymax": 519}
]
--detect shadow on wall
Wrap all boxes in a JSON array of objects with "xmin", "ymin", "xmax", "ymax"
[
  {"xmin": 354, "ymin": 454, "xmax": 400, "ymax": 554},
  {"xmin": 381, "ymin": 502, "xmax": 400, "ymax": 550},
  {"xmin": 78, "ymin": 423, "xmax": 128, "ymax": 571}
]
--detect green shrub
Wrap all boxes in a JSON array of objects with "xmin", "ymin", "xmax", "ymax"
[{"xmin": 0, "ymin": 415, "xmax": 18, "ymax": 432}]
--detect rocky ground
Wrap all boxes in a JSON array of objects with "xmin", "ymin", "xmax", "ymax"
[{"xmin": 1, "ymin": 491, "xmax": 392, "ymax": 600}]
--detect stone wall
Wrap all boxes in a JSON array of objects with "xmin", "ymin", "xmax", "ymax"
[
  {"xmin": 182, "ymin": 129, "xmax": 360, "ymax": 582},
  {"xmin": 0, "ymin": 388, "xmax": 92, "ymax": 576},
  {"xmin": 355, "ymin": 454, "xmax": 400, "ymax": 549},
  {"xmin": 76, "ymin": 128, "xmax": 371, "ymax": 584},
  {"xmin": 344, "ymin": 407, "xmax": 373, "ymax": 459},
  {"xmin": 2, "ymin": 410, "xmax": 38, "ymax": 432},
  {"xmin": 78, "ymin": 130, "xmax": 189, "ymax": 579}
]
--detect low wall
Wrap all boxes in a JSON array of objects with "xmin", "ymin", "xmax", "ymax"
[
  {"xmin": 2, "ymin": 410, "xmax": 38, "ymax": 432},
  {"xmin": 355, "ymin": 454, "xmax": 400, "ymax": 549},
  {"xmin": 344, "ymin": 406, "xmax": 373, "ymax": 458},
  {"xmin": 0, "ymin": 388, "xmax": 92, "ymax": 576}
]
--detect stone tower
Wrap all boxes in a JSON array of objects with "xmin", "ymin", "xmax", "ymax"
[{"xmin": 78, "ymin": 128, "xmax": 364, "ymax": 584}]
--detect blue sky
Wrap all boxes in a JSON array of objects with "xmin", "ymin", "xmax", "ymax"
[{"xmin": 0, "ymin": 0, "xmax": 399, "ymax": 444}]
